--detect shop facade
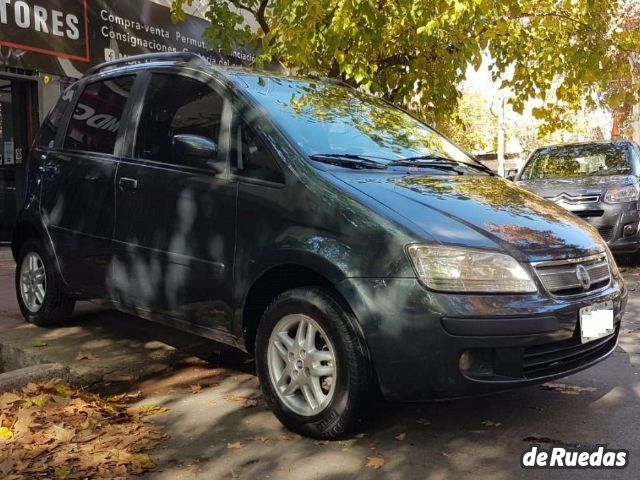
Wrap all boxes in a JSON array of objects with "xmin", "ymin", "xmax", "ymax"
[{"xmin": 0, "ymin": 0, "xmax": 252, "ymax": 243}]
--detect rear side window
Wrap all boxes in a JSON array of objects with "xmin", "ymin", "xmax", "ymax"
[
  {"xmin": 135, "ymin": 74, "xmax": 224, "ymax": 165},
  {"xmin": 64, "ymin": 76, "xmax": 135, "ymax": 154},
  {"xmin": 36, "ymin": 84, "xmax": 77, "ymax": 148},
  {"xmin": 232, "ymin": 118, "xmax": 284, "ymax": 184}
]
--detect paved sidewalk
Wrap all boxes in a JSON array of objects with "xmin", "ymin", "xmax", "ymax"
[{"xmin": 1, "ymin": 247, "xmax": 640, "ymax": 479}]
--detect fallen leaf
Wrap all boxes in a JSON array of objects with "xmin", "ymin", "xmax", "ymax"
[
  {"xmin": 482, "ymin": 420, "xmax": 503, "ymax": 428},
  {"xmin": 54, "ymin": 466, "xmax": 71, "ymax": 478},
  {"xmin": 134, "ymin": 404, "xmax": 169, "ymax": 416},
  {"xmin": 225, "ymin": 395, "xmax": 258, "ymax": 407},
  {"xmin": 366, "ymin": 455, "xmax": 385, "ymax": 470},
  {"xmin": 75, "ymin": 351, "xmax": 97, "ymax": 361},
  {"xmin": 227, "ymin": 442, "xmax": 244, "ymax": 449},
  {"xmin": 109, "ymin": 391, "xmax": 141, "ymax": 403},
  {"xmin": 541, "ymin": 383, "xmax": 596, "ymax": 395},
  {"xmin": 0, "ymin": 382, "xmax": 167, "ymax": 478},
  {"xmin": 22, "ymin": 383, "xmax": 39, "ymax": 394},
  {"xmin": 314, "ymin": 440, "xmax": 329, "ymax": 446},
  {"xmin": 21, "ymin": 394, "xmax": 49, "ymax": 408},
  {"xmin": 281, "ymin": 432, "xmax": 302, "ymax": 441},
  {"xmin": 54, "ymin": 384, "xmax": 74, "ymax": 397},
  {"xmin": 395, "ymin": 432, "xmax": 407, "ymax": 441},
  {"xmin": 30, "ymin": 341, "xmax": 48, "ymax": 348},
  {"xmin": 341, "ymin": 447, "xmax": 350, "ymax": 452},
  {"xmin": 132, "ymin": 453, "xmax": 155, "ymax": 470},
  {"xmin": 225, "ymin": 395, "xmax": 247, "ymax": 402},
  {"xmin": 250, "ymin": 436, "xmax": 270, "ymax": 443},
  {"xmin": 0, "ymin": 393, "xmax": 22, "ymax": 409},
  {"xmin": 51, "ymin": 424, "xmax": 75, "ymax": 443},
  {"xmin": 189, "ymin": 384, "xmax": 203, "ymax": 394}
]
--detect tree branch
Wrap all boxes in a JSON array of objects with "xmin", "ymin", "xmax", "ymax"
[
  {"xmin": 257, "ymin": 0, "xmax": 271, "ymax": 34},
  {"xmin": 229, "ymin": 0, "xmax": 256, "ymax": 15},
  {"xmin": 377, "ymin": 53, "xmax": 416, "ymax": 70},
  {"xmin": 517, "ymin": 12, "xmax": 591, "ymax": 29}
]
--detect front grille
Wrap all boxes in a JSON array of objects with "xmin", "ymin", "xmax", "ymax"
[
  {"xmin": 547, "ymin": 193, "xmax": 600, "ymax": 205},
  {"xmin": 573, "ymin": 210, "xmax": 604, "ymax": 218},
  {"xmin": 523, "ymin": 330, "xmax": 617, "ymax": 378},
  {"xmin": 598, "ymin": 226, "xmax": 615, "ymax": 242},
  {"xmin": 533, "ymin": 253, "xmax": 611, "ymax": 296}
]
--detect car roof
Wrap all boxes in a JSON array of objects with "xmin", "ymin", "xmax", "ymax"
[
  {"xmin": 532, "ymin": 139, "xmax": 634, "ymax": 153},
  {"xmin": 81, "ymin": 54, "xmax": 346, "ymax": 93}
]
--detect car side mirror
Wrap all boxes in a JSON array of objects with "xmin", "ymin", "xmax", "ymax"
[
  {"xmin": 505, "ymin": 168, "xmax": 518, "ymax": 181},
  {"xmin": 172, "ymin": 134, "xmax": 219, "ymax": 170}
]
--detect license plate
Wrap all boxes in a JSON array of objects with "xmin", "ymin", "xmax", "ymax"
[{"xmin": 579, "ymin": 301, "xmax": 614, "ymax": 343}]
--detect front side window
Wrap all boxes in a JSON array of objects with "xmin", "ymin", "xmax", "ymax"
[
  {"xmin": 37, "ymin": 84, "xmax": 77, "ymax": 148},
  {"xmin": 135, "ymin": 74, "xmax": 223, "ymax": 166},
  {"xmin": 64, "ymin": 76, "xmax": 134, "ymax": 154},
  {"xmin": 522, "ymin": 144, "xmax": 632, "ymax": 180}
]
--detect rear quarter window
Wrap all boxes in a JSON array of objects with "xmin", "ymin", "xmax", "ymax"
[
  {"xmin": 64, "ymin": 76, "xmax": 135, "ymax": 155},
  {"xmin": 35, "ymin": 85, "xmax": 77, "ymax": 148}
]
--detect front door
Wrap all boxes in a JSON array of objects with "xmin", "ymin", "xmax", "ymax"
[{"xmin": 111, "ymin": 71, "xmax": 237, "ymax": 338}]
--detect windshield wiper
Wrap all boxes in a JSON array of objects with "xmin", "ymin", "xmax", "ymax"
[
  {"xmin": 309, "ymin": 153, "xmax": 388, "ymax": 170},
  {"xmin": 388, "ymin": 155, "xmax": 496, "ymax": 175},
  {"xmin": 387, "ymin": 155, "xmax": 464, "ymax": 175}
]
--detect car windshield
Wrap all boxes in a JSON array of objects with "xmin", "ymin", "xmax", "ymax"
[
  {"xmin": 235, "ymin": 74, "xmax": 481, "ymax": 168},
  {"xmin": 521, "ymin": 143, "xmax": 631, "ymax": 180}
]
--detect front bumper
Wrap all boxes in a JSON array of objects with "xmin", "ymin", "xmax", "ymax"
[
  {"xmin": 566, "ymin": 201, "xmax": 640, "ymax": 253},
  {"xmin": 337, "ymin": 274, "xmax": 626, "ymax": 401}
]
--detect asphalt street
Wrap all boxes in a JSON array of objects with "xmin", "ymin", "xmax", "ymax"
[{"xmin": 0, "ymin": 247, "xmax": 638, "ymax": 479}]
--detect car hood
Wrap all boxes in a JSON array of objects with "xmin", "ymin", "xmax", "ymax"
[
  {"xmin": 516, "ymin": 174, "xmax": 637, "ymax": 199},
  {"xmin": 333, "ymin": 172, "xmax": 606, "ymax": 262}
]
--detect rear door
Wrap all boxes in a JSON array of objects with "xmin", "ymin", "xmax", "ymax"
[
  {"xmin": 111, "ymin": 70, "xmax": 237, "ymax": 339},
  {"xmin": 39, "ymin": 74, "xmax": 137, "ymax": 296}
]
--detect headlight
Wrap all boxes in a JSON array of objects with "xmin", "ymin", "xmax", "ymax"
[
  {"xmin": 406, "ymin": 245, "xmax": 537, "ymax": 293},
  {"xmin": 604, "ymin": 184, "xmax": 639, "ymax": 204},
  {"xmin": 604, "ymin": 246, "xmax": 620, "ymax": 278}
]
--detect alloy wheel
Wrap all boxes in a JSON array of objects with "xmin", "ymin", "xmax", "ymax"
[
  {"xmin": 20, "ymin": 252, "xmax": 46, "ymax": 313},
  {"xmin": 267, "ymin": 314, "xmax": 337, "ymax": 416}
]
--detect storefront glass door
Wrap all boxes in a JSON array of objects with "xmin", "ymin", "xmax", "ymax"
[{"xmin": 0, "ymin": 77, "xmax": 34, "ymax": 244}]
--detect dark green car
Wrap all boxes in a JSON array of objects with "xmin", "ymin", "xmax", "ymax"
[{"xmin": 12, "ymin": 53, "xmax": 626, "ymax": 439}]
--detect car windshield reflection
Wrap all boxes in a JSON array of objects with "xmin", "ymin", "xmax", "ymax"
[{"xmin": 234, "ymin": 74, "xmax": 486, "ymax": 169}]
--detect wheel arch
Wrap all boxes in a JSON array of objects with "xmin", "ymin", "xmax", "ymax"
[
  {"xmin": 11, "ymin": 218, "xmax": 69, "ymax": 291},
  {"xmin": 240, "ymin": 261, "xmax": 366, "ymax": 356},
  {"xmin": 11, "ymin": 221, "xmax": 44, "ymax": 261}
]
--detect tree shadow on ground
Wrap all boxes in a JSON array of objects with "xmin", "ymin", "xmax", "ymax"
[{"xmin": 44, "ymin": 305, "xmax": 640, "ymax": 480}]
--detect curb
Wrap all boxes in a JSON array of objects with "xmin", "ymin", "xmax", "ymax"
[{"xmin": 0, "ymin": 363, "xmax": 69, "ymax": 392}]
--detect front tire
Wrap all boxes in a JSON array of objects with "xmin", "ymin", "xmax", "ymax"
[
  {"xmin": 15, "ymin": 239, "xmax": 75, "ymax": 326},
  {"xmin": 255, "ymin": 287, "xmax": 372, "ymax": 439}
]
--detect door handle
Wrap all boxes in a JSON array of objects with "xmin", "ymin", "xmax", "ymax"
[
  {"xmin": 118, "ymin": 177, "xmax": 138, "ymax": 191},
  {"xmin": 37, "ymin": 164, "xmax": 58, "ymax": 177}
]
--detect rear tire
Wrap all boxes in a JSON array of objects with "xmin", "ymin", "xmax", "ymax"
[
  {"xmin": 15, "ymin": 239, "xmax": 75, "ymax": 326},
  {"xmin": 255, "ymin": 287, "xmax": 372, "ymax": 439}
]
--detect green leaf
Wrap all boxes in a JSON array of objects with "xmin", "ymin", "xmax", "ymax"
[
  {"xmin": 169, "ymin": 0, "xmax": 638, "ymax": 135},
  {"xmin": 54, "ymin": 384, "xmax": 74, "ymax": 397}
]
